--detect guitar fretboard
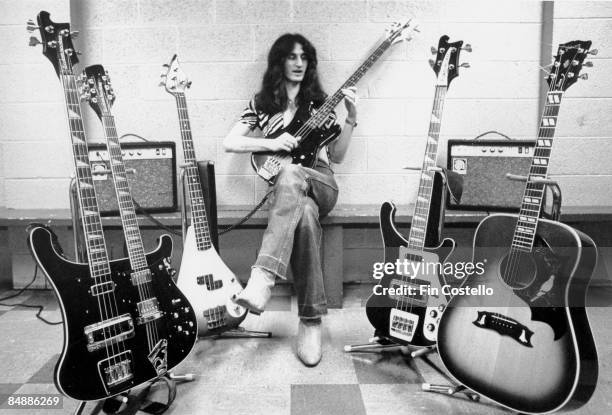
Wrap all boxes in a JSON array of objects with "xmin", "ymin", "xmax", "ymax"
[
  {"xmin": 175, "ymin": 93, "xmax": 213, "ymax": 250},
  {"xmin": 61, "ymin": 72, "xmax": 112, "ymax": 278},
  {"xmin": 299, "ymin": 37, "xmax": 394, "ymax": 134},
  {"xmin": 407, "ymin": 86, "xmax": 447, "ymax": 251},
  {"xmin": 100, "ymin": 114, "xmax": 150, "ymax": 271},
  {"xmin": 511, "ymin": 91, "xmax": 563, "ymax": 252}
]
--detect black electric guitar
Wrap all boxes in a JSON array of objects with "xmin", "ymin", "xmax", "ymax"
[
  {"xmin": 365, "ymin": 36, "xmax": 467, "ymax": 347},
  {"xmin": 26, "ymin": 11, "xmax": 196, "ymax": 401},
  {"xmin": 251, "ymin": 19, "xmax": 417, "ymax": 183},
  {"xmin": 437, "ymin": 41, "xmax": 598, "ymax": 414}
]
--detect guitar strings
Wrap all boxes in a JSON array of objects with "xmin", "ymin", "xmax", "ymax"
[
  {"xmin": 60, "ymin": 64, "xmax": 119, "ymax": 371},
  {"xmin": 101, "ymin": 87, "xmax": 159, "ymax": 350},
  {"xmin": 504, "ymin": 45, "xmax": 580, "ymax": 288},
  {"xmin": 176, "ymin": 92, "xmax": 223, "ymax": 328}
]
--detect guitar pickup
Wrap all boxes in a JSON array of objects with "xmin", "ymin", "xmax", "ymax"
[
  {"xmin": 91, "ymin": 280, "xmax": 115, "ymax": 296},
  {"xmin": 85, "ymin": 314, "xmax": 135, "ymax": 352},
  {"xmin": 131, "ymin": 269, "xmax": 152, "ymax": 286},
  {"xmin": 136, "ymin": 298, "xmax": 163, "ymax": 325},
  {"xmin": 197, "ymin": 274, "xmax": 223, "ymax": 290},
  {"xmin": 97, "ymin": 351, "xmax": 134, "ymax": 392}
]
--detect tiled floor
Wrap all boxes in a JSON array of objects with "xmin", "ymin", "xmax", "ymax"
[{"xmin": 0, "ymin": 285, "xmax": 610, "ymax": 415}]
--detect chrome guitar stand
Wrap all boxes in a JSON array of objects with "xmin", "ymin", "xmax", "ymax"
[
  {"xmin": 344, "ymin": 166, "xmax": 467, "ymax": 387},
  {"xmin": 178, "ymin": 164, "xmax": 271, "ymax": 339}
]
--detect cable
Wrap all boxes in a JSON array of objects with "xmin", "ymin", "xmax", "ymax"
[
  {"xmin": 132, "ymin": 198, "xmax": 182, "ymax": 236},
  {"xmin": 119, "ymin": 133, "xmax": 150, "ymax": 142},
  {"xmin": 0, "ymin": 265, "xmax": 63, "ymax": 326},
  {"xmin": 218, "ymin": 191, "xmax": 273, "ymax": 235}
]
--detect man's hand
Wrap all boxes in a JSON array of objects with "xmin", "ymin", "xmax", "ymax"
[
  {"xmin": 341, "ymin": 86, "xmax": 358, "ymax": 122},
  {"xmin": 267, "ymin": 132, "xmax": 301, "ymax": 152}
]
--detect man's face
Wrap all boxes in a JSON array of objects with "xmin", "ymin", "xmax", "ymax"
[{"xmin": 284, "ymin": 43, "xmax": 308, "ymax": 83}]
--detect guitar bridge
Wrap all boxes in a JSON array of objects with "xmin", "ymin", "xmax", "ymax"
[
  {"xmin": 203, "ymin": 305, "xmax": 227, "ymax": 329},
  {"xmin": 136, "ymin": 298, "xmax": 163, "ymax": 324},
  {"xmin": 97, "ymin": 351, "xmax": 134, "ymax": 392},
  {"xmin": 389, "ymin": 308, "xmax": 419, "ymax": 343}
]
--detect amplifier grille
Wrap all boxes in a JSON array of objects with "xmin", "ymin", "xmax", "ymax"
[
  {"xmin": 447, "ymin": 140, "xmax": 536, "ymax": 211},
  {"xmin": 87, "ymin": 141, "xmax": 178, "ymax": 215}
]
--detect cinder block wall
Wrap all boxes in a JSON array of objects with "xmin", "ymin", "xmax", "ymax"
[
  {"xmin": 551, "ymin": 2, "xmax": 612, "ymax": 206},
  {"xmin": 1, "ymin": 0, "xmax": 610, "ymax": 210}
]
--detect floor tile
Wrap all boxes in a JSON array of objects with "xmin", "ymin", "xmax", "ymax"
[
  {"xmin": 291, "ymin": 384, "xmax": 366, "ymax": 415},
  {"xmin": 26, "ymin": 354, "xmax": 59, "ymax": 384}
]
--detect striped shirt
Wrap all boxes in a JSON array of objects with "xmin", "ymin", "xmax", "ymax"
[{"xmin": 240, "ymin": 98, "xmax": 341, "ymax": 140}]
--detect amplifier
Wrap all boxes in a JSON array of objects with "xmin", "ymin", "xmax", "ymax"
[
  {"xmin": 88, "ymin": 141, "xmax": 178, "ymax": 215},
  {"xmin": 447, "ymin": 139, "xmax": 536, "ymax": 211}
]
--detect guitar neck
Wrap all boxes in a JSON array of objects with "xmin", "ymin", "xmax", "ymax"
[
  {"xmin": 174, "ymin": 93, "xmax": 213, "ymax": 250},
  {"xmin": 99, "ymin": 114, "xmax": 149, "ymax": 271},
  {"xmin": 511, "ymin": 91, "xmax": 563, "ymax": 252},
  {"xmin": 303, "ymin": 38, "xmax": 393, "ymax": 131},
  {"xmin": 61, "ymin": 72, "xmax": 112, "ymax": 277},
  {"xmin": 408, "ymin": 85, "xmax": 448, "ymax": 251}
]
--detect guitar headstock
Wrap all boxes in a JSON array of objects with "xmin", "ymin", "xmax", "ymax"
[
  {"xmin": 81, "ymin": 64, "xmax": 115, "ymax": 120},
  {"xmin": 547, "ymin": 40, "xmax": 594, "ymax": 92},
  {"xmin": 384, "ymin": 19, "xmax": 419, "ymax": 45},
  {"xmin": 27, "ymin": 11, "xmax": 80, "ymax": 76},
  {"xmin": 429, "ymin": 35, "xmax": 471, "ymax": 87},
  {"xmin": 160, "ymin": 54, "xmax": 192, "ymax": 95}
]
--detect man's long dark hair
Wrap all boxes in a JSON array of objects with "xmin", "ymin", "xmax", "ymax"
[{"xmin": 254, "ymin": 33, "xmax": 327, "ymax": 114}]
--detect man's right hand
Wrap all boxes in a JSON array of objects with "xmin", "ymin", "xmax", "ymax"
[{"xmin": 267, "ymin": 132, "xmax": 300, "ymax": 152}]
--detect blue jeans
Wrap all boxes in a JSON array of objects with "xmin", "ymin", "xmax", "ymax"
[{"xmin": 254, "ymin": 162, "xmax": 338, "ymax": 318}]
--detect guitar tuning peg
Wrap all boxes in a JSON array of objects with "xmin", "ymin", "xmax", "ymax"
[
  {"xmin": 579, "ymin": 73, "xmax": 588, "ymax": 80},
  {"xmin": 584, "ymin": 61, "xmax": 594, "ymax": 67},
  {"xmin": 428, "ymin": 59, "xmax": 435, "ymax": 68},
  {"xmin": 460, "ymin": 62, "xmax": 470, "ymax": 68},
  {"xmin": 70, "ymin": 31, "xmax": 79, "ymax": 38},
  {"xmin": 430, "ymin": 46, "xmax": 437, "ymax": 54},
  {"xmin": 162, "ymin": 63, "xmax": 169, "ymax": 68},
  {"xmin": 158, "ymin": 81, "xmax": 166, "ymax": 87},
  {"xmin": 587, "ymin": 48, "xmax": 598, "ymax": 56},
  {"xmin": 26, "ymin": 19, "xmax": 39, "ymax": 32},
  {"xmin": 462, "ymin": 44, "xmax": 472, "ymax": 52},
  {"xmin": 28, "ymin": 36, "xmax": 42, "ymax": 47},
  {"xmin": 187, "ymin": 81, "xmax": 192, "ymax": 88}
]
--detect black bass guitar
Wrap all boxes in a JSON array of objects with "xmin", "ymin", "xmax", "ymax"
[
  {"xmin": 251, "ymin": 19, "xmax": 417, "ymax": 183},
  {"xmin": 27, "ymin": 11, "xmax": 196, "ymax": 401},
  {"xmin": 365, "ymin": 36, "xmax": 468, "ymax": 347},
  {"xmin": 437, "ymin": 41, "xmax": 599, "ymax": 414}
]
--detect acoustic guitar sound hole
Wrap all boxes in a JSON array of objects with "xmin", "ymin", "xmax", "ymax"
[{"xmin": 499, "ymin": 250, "xmax": 537, "ymax": 289}]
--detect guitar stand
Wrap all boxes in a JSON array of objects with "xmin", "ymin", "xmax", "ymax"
[
  {"xmin": 72, "ymin": 373, "xmax": 190, "ymax": 415},
  {"xmin": 178, "ymin": 166, "xmax": 273, "ymax": 340}
]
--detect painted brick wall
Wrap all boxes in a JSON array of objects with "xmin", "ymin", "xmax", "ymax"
[{"xmin": 0, "ymin": 0, "xmax": 610, "ymax": 210}]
